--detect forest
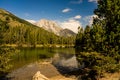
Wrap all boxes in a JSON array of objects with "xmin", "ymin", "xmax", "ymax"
[{"xmin": 75, "ymin": 0, "xmax": 120, "ymax": 80}]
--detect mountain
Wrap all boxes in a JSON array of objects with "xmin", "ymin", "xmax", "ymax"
[
  {"xmin": 0, "ymin": 8, "xmax": 75, "ymax": 46},
  {"xmin": 35, "ymin": 19, "xmax": 63, "ymax": 35},
  {"xmin": 35, "ymin": 19, "xmax": 76, "ymax": 36}
]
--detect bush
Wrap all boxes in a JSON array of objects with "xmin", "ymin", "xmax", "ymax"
[
  {"xmin": 76, "ymin": 51, "xmax": 120, "ymax": 80},
  {"xmin": 0, "ymin": 47, "xmax": 18, "ymax": 74}
]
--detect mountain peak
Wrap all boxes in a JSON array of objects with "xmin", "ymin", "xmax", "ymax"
[
  {"xmin": 35, "ymin": 19, "xmax": 76, "ymax": 36},
  {"xmin": 35, "ymin": 19, "xmax": 63, "ymax": 35}
]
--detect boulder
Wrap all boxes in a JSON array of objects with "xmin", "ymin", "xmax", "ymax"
[{"xmin": 32, "ymin": 71, "xmax": 49, "ymax": 80}]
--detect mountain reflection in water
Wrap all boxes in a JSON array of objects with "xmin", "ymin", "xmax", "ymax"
[
  {"xmin": 52, "ymin": 53, "xmax": 79, "ymax": 74},
  {"xmin": 10, "ymin": 48, "xmax": 78, "ymax": 71}
]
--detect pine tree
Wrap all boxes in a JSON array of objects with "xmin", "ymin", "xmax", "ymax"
[
  {"xmin": 94, "ymin": 0, "xmax": 120, "ymax": 55},
  {"xmin": 75, "ymin": 0, "xmax": 120, "ymax": 79},
  {"xmin": 0, "ymin": 20, "xmax": 18, "ymax": 77}
]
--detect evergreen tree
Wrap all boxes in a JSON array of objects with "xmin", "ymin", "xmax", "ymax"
[
  {"xmin": 94, "ymin": 0, "xmax": 120, "ymax": 55},
  {"xmin": 83, "ymin": 25, "xmax": 92, "ymax": 51},
  {"xmin": 75, "ymin": 27, "xmax": 84, "ymax": 47},
  {"xmin": 75, "ymin": 0, "xmax": 120, "ymax": 79},
  {"xmin": 0, "ymin": 20, "xmax": 18, "ymax": 78}
]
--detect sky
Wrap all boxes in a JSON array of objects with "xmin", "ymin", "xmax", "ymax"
[{"xmin": 0, "ymin": 0, "xmax": 97, "ymax": 33}]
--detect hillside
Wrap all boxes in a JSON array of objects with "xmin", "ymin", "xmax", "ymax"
[
  {"xmin": 0, "ymin": 8, "xmax": 75, "ymax": 47},
  {"xmin": 0, "ymin": 8, "xmax": 38, "ymax": 28}
]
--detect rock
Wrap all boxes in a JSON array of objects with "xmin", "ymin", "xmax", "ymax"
[{"xmin": 33, "ymin": 71, "xmax": 49, "ymax": 80}]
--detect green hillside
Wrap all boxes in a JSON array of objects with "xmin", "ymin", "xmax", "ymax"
[{"xmin": 0, "ymin": 8, "xmax": 75, "ymax": 47}]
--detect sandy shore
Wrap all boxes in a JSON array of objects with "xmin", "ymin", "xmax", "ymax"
[
  {"xmin": 7, "ymin": 61, "xmax": 77, "ymax": 80},
  {"xmin": 50, "ymin": 75, "xmax": 76, "ymax": 80},
  {"xmin": 7, "ymin": 61, "xmax": 120, "ymax": 80}
]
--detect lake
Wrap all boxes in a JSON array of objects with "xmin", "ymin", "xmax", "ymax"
[{"xmin": 8, "ymin": 48, "xmax": 79, "ymax": 80}]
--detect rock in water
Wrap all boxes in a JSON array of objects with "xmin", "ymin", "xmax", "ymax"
[{"xmin": 32, "ymin": 71, "xmax": 49, "ymax": 80}]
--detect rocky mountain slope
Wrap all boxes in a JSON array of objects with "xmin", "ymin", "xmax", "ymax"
[
  {"xmin": 35, "ymin": 19, "xmax": 63, "ymax": 35},
  {"xmin": 35, "ymin": 19, "xmax": 76, "ymax": 37},
  {"xmin": 59, "ymin": 29, "xmax": 76, "ymax": 37}
]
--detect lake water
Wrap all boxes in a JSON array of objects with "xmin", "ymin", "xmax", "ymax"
[{"xmin": 10, "ymin": 48, "xmax": 78, "ymax": 73}]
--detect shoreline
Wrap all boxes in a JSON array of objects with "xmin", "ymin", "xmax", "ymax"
[{"xmin": 1, "ymin": 44, "xmax": 75, "ymax": 48}]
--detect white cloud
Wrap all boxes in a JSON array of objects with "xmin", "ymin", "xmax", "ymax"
[
  {"xmin": 26, "ymin": 19, "xmax": 36, "ymax": 24},
  {"xmin": 74, "ymin": 15, "xmax": 81, "ymax": 19},
  {"xmin": 60, "ymin": 19, "xmax": 81, "ymax": 33},
  {"xmin": 84, "ymin": 15, "xmax": 98, "ymax": 25},
  {"xmin": 62, "ymin": 8, "xmax": 71, "ymax": 13},
  {"xmin": 57, "ymin": 15, "xmax": 82, "ymax": 33},
  {"xmin": 88, "ymin": 0, "xmax": 97, "ymax": 3},
  {"xmin": 70, "ymin": 0, "xmax": 82, "ymax": 4}
]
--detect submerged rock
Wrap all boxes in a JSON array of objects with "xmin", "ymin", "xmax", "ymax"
[{"xmin": 33, "ymin": 71, "xmax": 49, "ymax": 80}]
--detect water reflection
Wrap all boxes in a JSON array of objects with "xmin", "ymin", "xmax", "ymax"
[
  {"xmin": 8, "ymin": 48, "xmax": 82, "ymax": 80},
  {"xmin": 10, "ymin": 48, "xmax": 77, "ymax": 71},
  {"xmin": 52, "ymin": 53, "xmax": 79, "ymax": 74}
]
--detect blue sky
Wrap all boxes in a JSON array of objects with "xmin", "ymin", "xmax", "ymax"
[{"xmin": 0, "ymin": 0, "xmax": 97, "ymax": 33}]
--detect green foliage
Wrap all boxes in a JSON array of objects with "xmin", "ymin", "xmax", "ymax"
[
  {"xmin": 2, "ymin": 26, "xmax": 75, "ymax": 46},
  {"xmin": 90, "ymin": 22, "xmax": 105, "ymax": 52},
  {"xmin": 94, "ymin": 0, "xmax": 120, "ymax": 55},
  {"xmin": 75, "ymin": 27, "xmax": 84, "ymax": 49},
  {"xmin": 0, "ymin": 47, "xmax": 17, "ymax": 73},
  {"xmin": 76, "ymin": 50, "xmax": 120, "ymax": 80},
  {"xmin": 75, "ymin": 0, "xmax": 120, "ymax": 79},
  {"xmin": 0, "ymin": 17, "xmax": 18, "ymax": 77},
  {"xmin": 77, "ymin": 52, "xmax": 120, "ymax": 75},
  {"xmin": 0, "ymin": 20, "xmax": 9, "ymax": 44}
]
